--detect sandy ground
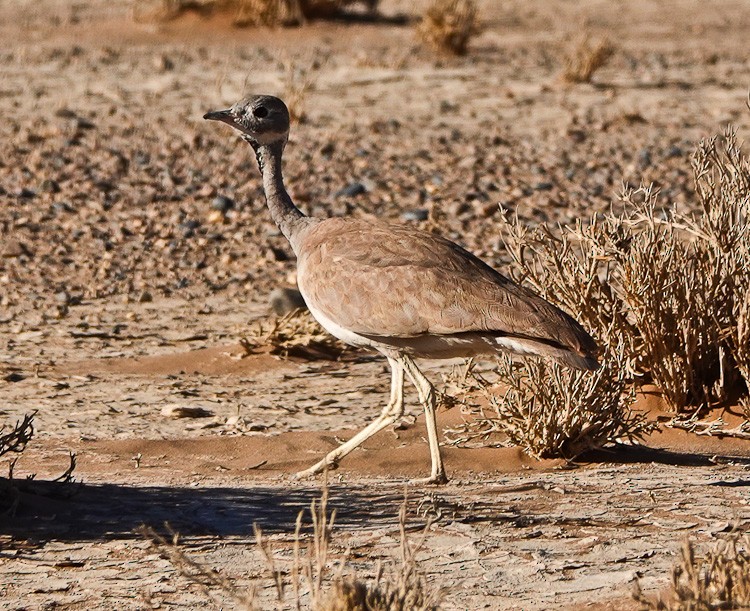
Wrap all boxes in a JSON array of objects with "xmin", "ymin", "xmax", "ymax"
[{"xmin": 3, "ymin": 1, "xmax": 750, "ymax": 609}]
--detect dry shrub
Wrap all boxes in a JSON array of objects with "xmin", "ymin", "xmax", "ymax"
[
  {"xmin": 0, "ymin": 413, "xmax": 35, "ymax": 461},
  {"xmin": 498, "ymin": 128, "xmax": 750, "ymax": 413},
  {"xmin": 561, "ymin": 35, "xmax": 614, "ymax": 83},
  {"xmin": 242, "ymin": 309, "xmax": 345, "ymax": 359},
  {"xmin": 445, "ymin": 339, "xmax": 653, "ymax": 460},
  {"xmin": 1, "ymin": 413, "xmax": 77, "ymax": 517},
  {"xmin": 416, "ymin": 0, "xmax": 479, "ymax": 56},
  {"xmin": 634, "ymin": 534, "xmax": 750, "ymax": 610},
  {"xmin": 141, "ymin": 484, "xmax": 441, "ymax": 610},
  {"xmin": 134, "ymin": 0, "xmax": 377, "ymax": 25}
]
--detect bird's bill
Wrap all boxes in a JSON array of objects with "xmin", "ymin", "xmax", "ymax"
[{"xmin": 203, "ymin": 109, "xmax": 234, "ymax": 124}]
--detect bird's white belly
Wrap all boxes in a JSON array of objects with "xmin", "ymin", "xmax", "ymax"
[{"xmin": 305, "ymin": 303, "xmax": 383, "ymax": 349}]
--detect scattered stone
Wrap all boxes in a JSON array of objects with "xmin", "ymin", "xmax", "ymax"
[
  {"xmin": 534, "ymin": 181, "xmax": 554, "ymax": 191},
  {"xmin": 401, "ymin": 209, "xmax": 429, "ymax": 222},
  {"xmin": 665, "ymin": 145, "xmax": 683, "ymax": 158},
  {"xmin": 638, "ymin": 148, "xmax": 652, "ymax": 168},
  {"xmin": 334, "ymin": 182, "xmax": 366, "ymax": 199},
  {"xmin": 207, "ymin": 210, "xmax": 225, "ymax": 224},
  {"xmin": 40, "ymin": 179, "xmax": 61, "ymax": 193},
  {"xmin": 75, "ymin": 117, "xmax": 96, "ymax": 130},
  {"xmin": 138, "ymin": 291, "xmax": 153, "ymax": 303},
  {"xmin": 3, "ymin": 372, "xmax": 25, "ymax": 383},
  {"xmin": 179, "ymin": 219, "xmax": 200, "ymax": 238},
  {"xmin": 2, "ymin": 240, "xmax": 32, "ymax": 258},
  {"xmin": 211, "ymin": 195, "xmax": 234, "ymax": 212},
  {"xmin": 268, "ymin": 286, "xmax": 307, "ymax": 315}
]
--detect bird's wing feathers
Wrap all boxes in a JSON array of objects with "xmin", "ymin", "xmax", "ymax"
[{"xmin": 297, "ymin": 218, "xmax": 597, "ymax": 357}]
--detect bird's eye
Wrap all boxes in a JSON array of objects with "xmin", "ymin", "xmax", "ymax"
[{"xmin": 253, "ymin": 106, "xmax": 268, "ymax": 118}]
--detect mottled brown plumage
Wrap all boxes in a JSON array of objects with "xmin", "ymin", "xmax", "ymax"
[{"xmin": 205, "ymin": 94, "xmax": 599, "ymax": 485}]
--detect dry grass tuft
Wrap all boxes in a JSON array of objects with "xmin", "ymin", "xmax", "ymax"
[
  {"xmin": 561, "ymin": 35, "xmax": 615, "ymax": 83},
  {"xmin": 634, "ymin": 534, "xmax": 750, "ymax": 610},
  {"xmin": 134, "ymin": 0, "xmax": 377, "ymax": 26},
  {"xmin": 242, "ymin": 309, "xmax": 346, "ymax": 359},
  {"xmin": 445, "ymin": 340, "xmax": 653, "ymax": 460},
  {"xmin": 141, "ymin": 483, "xmax": 441, "ymax": 610},
  {"xmin": 416, "ymin": 0, "xmax": 479, "ymax": 56}
]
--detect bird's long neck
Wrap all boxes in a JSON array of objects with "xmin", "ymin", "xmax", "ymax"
[{"xmin": 252, "ymin": 139, "xmax": 307, "ymax": 249}]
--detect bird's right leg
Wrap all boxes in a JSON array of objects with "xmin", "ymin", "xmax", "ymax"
[{"xmin": 294, "ymin": 356, "xmax": 405, "ymax": 479}]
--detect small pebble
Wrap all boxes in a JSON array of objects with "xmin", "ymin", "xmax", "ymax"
[
  {"xmin": 268, "ymin": 287, "xmax": 307, "ymax": 315},
  {"xmin": 212, "ymin": 195, "xmax": 234, "ymax": 212},
  {"xmin": 401, "ymin": 209, "xmax": 429, "ymax": 222},
  {"xmin": 334, "ymin": 182, "xmax": 366, "ymax": 199}
]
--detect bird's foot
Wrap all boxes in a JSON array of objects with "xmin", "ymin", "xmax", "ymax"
[
  {"xmin": 408, "ymin": 472, "xmax": 448, "ymax": 486},
  {"xmin": 293, "ymin": 458, "xmax": 339, "ymax": 480}
]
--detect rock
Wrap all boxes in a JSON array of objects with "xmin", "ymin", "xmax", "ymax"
[
  {"xmin": 401, "ymin": 209, "xmax": 429, "ymax": 222},
  {"xmin": 75, "ymin": 117, "xmax": 96, "ymax": 130},
  {"xmin": 265, "ymin": 246, "xmax": 289, "ymax": 262},
  {"xmin": 211, "ymin": 195, "xmax": 234, "ymax": 212},
  {"xmin": 268, "ymin": 287, "xmax": 307, "ymax": 315},
  {"xmin": 3, "ymin": 372, "xmax": 25, "ymax": 383},
  {"xmin": 52, "ymin": 201, "xmax": 74, "ymax": 214},
  {"xmin": 138, "ymin": 291, "xmax": 153, "ymax": 303},
  {"xmin": 207, "ymin": 210, "xmax": 225, "ymax": 224},
  {"xmin": 334, "ymin": 182, "xmax": 366, "ymax": 199},
  {"xmin": 534, "ymin": 181, "xmax": 554, "ymax": 191},
  {"xmin": 638, "ymin": 148, "xmax": 652, "ymax": 168},
  {"xmin": 665, "ymin": 145, "xmax": 683, "ymax": 158},
  {"xmin": 179, "ymin": 219, "xmax": 200, "ymax": 238},
  {"xmin": 40, "ymin": 179, "xmax": 61, "ymax": 193},
  {"xmin": 2, "ymin": 240, "xmax": 32, "ymax": 258}
]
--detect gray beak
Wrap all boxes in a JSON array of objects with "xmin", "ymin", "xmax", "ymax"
[{"xmin": 203, "ymin": 109, "xmax": 234, "ymax": 124}]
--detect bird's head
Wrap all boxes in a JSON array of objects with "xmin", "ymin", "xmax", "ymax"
[{"xmin": 203, "ymin": 95, "xmax": 290, "ymax": 148}]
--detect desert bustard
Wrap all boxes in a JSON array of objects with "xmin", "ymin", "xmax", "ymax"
[{"xmin": 204, "ymin": 95, "xmax": 599, "ymax": 485}]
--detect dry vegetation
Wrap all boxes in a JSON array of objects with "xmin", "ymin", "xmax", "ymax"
[
  {"xmin": 444, "ymin": 128, "xmax": 750, "ymax": 458},
  {"xmin": 498, "ymin": 128, "xmax": 750, "ymax": 414},
  {"xmin": 561, "ymin": 35, "xmax": 615, "ymax": 83},
  {"xmin": 446, "ymin": 344, "xmax": 652, "ymax": 460},
  {"xmin": 141, "ymin": 484, "xmax": 441, "ymax": 610},
  {"xmin": 416, "ymin": 0, "xmax": 479, "ymax": 56},
  {"xmin": 0, "ymin": 413, "xmax": 78, "ymax": 516},
  {"xmin": 242, "ymin": 309, "xmax": 346, "ymax": 359},
  {"xmin": 634, "ymin": 534, "xmax": 750, "ymax": 610},
  {"xmin": 134, "ymin": 0, "xmax": 377, "ymax": 26}
]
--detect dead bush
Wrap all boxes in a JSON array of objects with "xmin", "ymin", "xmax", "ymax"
[
  {"xmin": 0, "ymin": 413, "xmax": 35, "ymax": 460},
  {"xmin": 1, "ymin": 413, "xmax": 78, "ymax": 517},
  {"xmin": 634, "ymin": 534, "xmax": 750, "ymax": 610},
  {"xmin": 445, "ymin": 339, "xmax": 652, "ymax": 460},
  {"xmin": 416, "ymin": 0, "xmax": 479, "ymax": 56},
  {"xmin": 498, "ymin": 128, "xmax": 750, "ymax": 413},
  {"xmin": 133, "ymin": 0, "xmax": 377, "ymax": 25},
  {"xmin": 141, "ymin": 483, "xmax": 441, "ymax": 610},
  {"xmin": 241, "ymin": 309, "xmax": 346, "ymax": 359},
  {"xmin": 561, "ymin": 35, "xmax": 614, "ymax": 83}
]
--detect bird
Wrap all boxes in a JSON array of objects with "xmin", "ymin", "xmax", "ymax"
[{"xmin": 204, "ymin": 95, "xmax": 599, "ymax": 485}]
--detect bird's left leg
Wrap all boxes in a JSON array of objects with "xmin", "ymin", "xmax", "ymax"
[
  {"xmin": 402, "ymin": 356, "xmax": 448, "ymax": 485},
  {"xmin": 294, "ymin": 356, "xmax": 405, "ymax": 479}
]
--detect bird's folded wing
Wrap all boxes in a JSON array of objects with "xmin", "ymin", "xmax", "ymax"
[{"xmin": 297, "ymin": 219, "xmax": 596, "ymax": 356}]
